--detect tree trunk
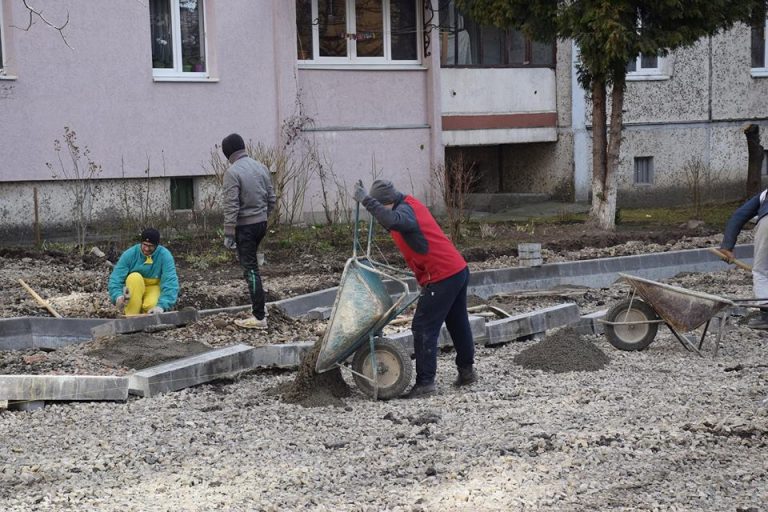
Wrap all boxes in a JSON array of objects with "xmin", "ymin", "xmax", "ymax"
[
  {"xmin": 744, "ymin": 124, "xmax": 764, "ymax": 198},
  {"xmin": 590, "ymin": 78, "xmax": 608, "ymax": 221}
]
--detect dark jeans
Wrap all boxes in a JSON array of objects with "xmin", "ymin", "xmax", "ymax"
[
  {"xmin": 411, "ymin": 267, "xmax": 474, "ymax": 385},
  {"xmin": 236, "ymin": 222, "xmax": 267, "ymax": 320}
]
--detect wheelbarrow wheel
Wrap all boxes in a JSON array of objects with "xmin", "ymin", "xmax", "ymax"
[
  {"xmin": 351, "ymin": 339, "xmax": 413, "ymax": 400},
  {"xmin": 604, "ymin": 298, "xmax": 660, "ymax": 351}
]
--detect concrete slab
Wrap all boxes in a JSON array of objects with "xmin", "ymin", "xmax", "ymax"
[
  {"xmin": 305, "ymin": 307, "xmax": 332, "ymax": 321},
  {"xmin": 250, "ymin": 343, "xmax": 314, "ymax": 369},
  {"xmin": 91, "ymin": 309, "xmax": 199, "ymax": 338},
  {"xmin": 574, "ymin": 309, "xmax": 608, "ymax": 336},
  {"xmin": 0, "ymin": 317, "xmax": 107, "ymax": 351},
  {"xmin": 0, "ymin": 399, "xmax": 8, "ymax": 409},
  {"xmin": 380, "ymin": 315, "xmax": 488, "ymax": 354},
  {"xmin": 485, "ymin": 304, "xmax": 580, "ymax": 345},
  {"xmin": 0, "ymin": 375, "xmax": 129, "ymax": 401},
  {"xmin": 128, "ymin": 343, "xmax": 256, "ymax": 397},
  {"xmin": 469, "ymin": 244, "xmax": 754, "ymax": 299}
]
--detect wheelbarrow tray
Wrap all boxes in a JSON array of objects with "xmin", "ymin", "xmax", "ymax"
[
  {"xmin": 315, "ymin": 257, "xmax": 408, "ymax": 373},
  {"xmin": 618, "ymin": 273, "xmax": 734, "ymax": 333}
]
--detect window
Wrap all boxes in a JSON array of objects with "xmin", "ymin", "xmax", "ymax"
[
  {"xmin": 752, "ymin": 17, "xmax": 767, "ymax": 73},
  {"xmin": 150, "ymin": 0, "xmax": 207, "ymax": 76},
  {"xmin": 626, "ymin": 53, "xmax": 662, "ymax": 75},
  {"xmin": 634, "ymin": 157, "xmax": 654, "ymax": 185},
  {"xmin": 296, "ymin": 0, "xmax": 421, "ymax": 64},
  {"xmin": 171, "ymin": 178, "xmax": 194, "ymax": 210},
  {"xmin": 762, "ymin": 149, "xmax": 768, "ymax": 176},
  {"xmin": 439, "ymin": 0, "xmax": 554, "ymax": 68}
]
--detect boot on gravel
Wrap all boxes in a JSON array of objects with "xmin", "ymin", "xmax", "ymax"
[
  {"xmin": 404, "ymin": 382, "xmax": 437, "ymax": 399},
  {"xmin": 454, "ymin": 365, "xmax": 478, "ymax": 387}
]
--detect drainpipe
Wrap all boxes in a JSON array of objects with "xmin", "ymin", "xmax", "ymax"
[
  {"xmin": 705, "ymin": 35, "xmax": 713, "ymax": 170},
  {"xmin": 424, "ymin": 0, "xmax": 444, "ymax": 205},
  {"xmin": 571, "ymin": 41, "xmax": 589, "ymax": 201}
]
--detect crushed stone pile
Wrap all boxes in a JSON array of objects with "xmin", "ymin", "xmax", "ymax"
[{"xmin": 514, "ymin": 327, "xmax": 610, "ymax": 373}]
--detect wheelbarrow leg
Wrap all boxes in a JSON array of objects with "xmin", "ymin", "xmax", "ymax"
[{"xmin": 667, "ymin": 323, "xmax": 703, "ymax": 357}]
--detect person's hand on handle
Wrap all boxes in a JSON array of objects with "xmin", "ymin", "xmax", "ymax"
[{"xmin": 352, "ymin": 180, "xmax": 367, "ymax": 203}]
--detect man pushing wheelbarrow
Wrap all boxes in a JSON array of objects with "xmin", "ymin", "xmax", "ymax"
[{"xmin": 350, "ymin": 180, "xmax": 478, "ymax": 398}]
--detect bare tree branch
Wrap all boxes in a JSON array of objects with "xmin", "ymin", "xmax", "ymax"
[{"xmin": 11, "ymin": 0, "xmax": 72, "ymax": 49}]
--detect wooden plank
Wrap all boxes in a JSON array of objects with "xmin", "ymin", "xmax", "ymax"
[{"xmin": 18, "ymin": 279, "xmax": 62, "ymax": 318}]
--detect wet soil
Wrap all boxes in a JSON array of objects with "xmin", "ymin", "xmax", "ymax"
[{"xmin": 86, "ymin": 333, "xmax": 212, "ymax": 370}]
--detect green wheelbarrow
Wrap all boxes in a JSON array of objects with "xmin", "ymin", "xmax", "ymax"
[{"xmin": 315, "ymin": 205, "xmax": 418, "ymax": 400}]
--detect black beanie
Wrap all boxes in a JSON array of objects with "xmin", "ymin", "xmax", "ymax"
[
  {"xmin": 369, "ymin": 180, "xmax": 399, "ymax": 204},
  {"xmin": 140, "ymin": 228, "xmax": 160, "ymax": 246},
  {"xmin": 221, "ymin": 133, "xmax": 245, "ymax": 159}
]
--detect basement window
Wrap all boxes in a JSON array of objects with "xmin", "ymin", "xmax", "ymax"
[
  {"xmin": 763, "ymin": 149, "xmax": 768, "ymax": 176},
  {"xmin": 170, "ymin": 177, "xmax": 194, "ymax": 210},
  {"xmin": 634, "ymin": 157, "xmax": 654, "ymax": 185}
]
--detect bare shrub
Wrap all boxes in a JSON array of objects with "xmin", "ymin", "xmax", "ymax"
[
  {"xmin": 682, "ymin": 157, "xmax": 726, "ymax": 220},
  {"xmin": 46, "ymin": 127, "xmax": 102, "ymax": 255},
  {"xmin": 431, "ymin": 154, "xmax": 478, "ymax": 241}
]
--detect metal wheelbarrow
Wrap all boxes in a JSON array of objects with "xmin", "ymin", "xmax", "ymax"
[
  {"xmin": 602, "ymin": 273, "xmax": 765, "ymax": 356},
  {"xmin": 314, "ymin": 204, "xmax": 418, "ymax": 400}
]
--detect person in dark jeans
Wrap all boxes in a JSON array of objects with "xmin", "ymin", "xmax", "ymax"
[
  {"xmin": 221, "ymin": 133, "xmax": 276, "ymax": 329},
  {"xmin": 353, "ymin": 179, "xmax": 477, "ymax": 398}
]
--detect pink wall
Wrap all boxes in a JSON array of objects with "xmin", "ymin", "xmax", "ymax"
[{"xmin": 0, "ymin": 0, "xmax": 284, "ymax": 182}]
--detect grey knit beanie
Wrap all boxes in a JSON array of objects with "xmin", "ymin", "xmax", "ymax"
[{"xmin": 369, "ymin": 180, "xmax": 399, "ymax": 204}]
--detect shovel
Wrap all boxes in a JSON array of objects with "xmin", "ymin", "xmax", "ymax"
[{"xmin": 709, "ymin": 247, "xmax": 753, "ymax": 272}]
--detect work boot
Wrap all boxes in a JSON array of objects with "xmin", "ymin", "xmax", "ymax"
[
  {"xmin": 234, "ymin": 315, "xmax": 268, "ymax": 330},
  {"xmin": 454, "ymin": 365, "xmax": 478, "ymax": 387},
  {"xmin": 747, "ymin": 311, "xmax": 768, "ymax": 330},
  {"xmin": 404, "ymin": 382, "xmax": 437, "ymax": 399}
]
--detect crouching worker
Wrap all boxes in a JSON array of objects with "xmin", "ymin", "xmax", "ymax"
[
  {"xmin": 108, "ymin": 228, "xmax": 179, "ymax": 316},
  {"xmin": 352, "ymin": 179, "xmax": 477, "ymax": 398}
]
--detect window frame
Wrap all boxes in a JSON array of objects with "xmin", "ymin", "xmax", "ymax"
[
  {"xmin": 626, "ymin": 53, "xmax": 665, "ymax": 79},
  {"xmin": 439, "ymin": 1, "xmax": 555, "ymax": 69},
  {"xmin": 151, "ymin": 0, "xmax": 209, "ymax": 79},
  {"xmin": 298, "ymin": 0, "xmax": 423, "ymax": 66},
  {"xmin": 633, "ymin": 156, "xmax": 654, "ymax": 185},
  {"xmin": 0, "ymin": 1, "xmax": 5, "ymax": 74},
  {"xmin": 752, "ymin": 17, "xmax": 768, "ymax": 77},
  {"xmin": 170, "ymin": 177, "xmax": 195, "ymax": 210}
]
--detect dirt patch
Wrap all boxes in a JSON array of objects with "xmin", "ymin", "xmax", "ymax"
[
  {"xmin": 514, "ymin": 328, "xmax": 610, "ymax": 373},
  {"xmin": 86, "ymin": 333, "xmax": 212, "ymax": 370},
  {"xmin": 281, "ymin": 340, "xmax": 352, "ymax": 407}
]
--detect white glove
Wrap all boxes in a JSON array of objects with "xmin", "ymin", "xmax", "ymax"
[
  {"xmin": 148, "ymin": 306, "xmax": 164, "ymax": 315},
  {"xmin": 122, "ymin": 286, "xmax": 131, "ymax": 300},
  {"xmin": 224, "ymin": 236, "xmax": 237, "ymax": 250},
  {"xmin": 115, "ymin": 296, "xmax": 126, "ymax": 312}
]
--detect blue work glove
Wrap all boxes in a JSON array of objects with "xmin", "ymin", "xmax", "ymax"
[
  {"xmin": 224, "ymin": 236, "xmax": 237, "ymax": 250},
  {"xmin": 352, "ymin": 180, "xmax": 367, "ymax": 203},
  {"xmin": 148, "ymin": 306, "xmax": 164, "ymax": 315}
]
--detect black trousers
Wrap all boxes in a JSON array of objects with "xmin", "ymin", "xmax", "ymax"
[{"xmin": 236, "ymin": 222, "xmax": 267, "ymax": 320}]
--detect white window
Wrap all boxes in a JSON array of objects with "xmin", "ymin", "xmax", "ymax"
[
  {"xmin": 150, "ymin": 0, "xmax": 207, "ymax": 77},
  {"xmin": 752, "ymin": 17, "xmax": 768, "ymax": 76},
  {"xmin": 626, "ymin": 16, "xmax": 667, "ymax": 80},
  {"xmin": 296, "ymin": 0, "xmax": 421, "ymax": 65}
]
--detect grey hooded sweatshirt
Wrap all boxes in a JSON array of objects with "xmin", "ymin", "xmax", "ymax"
[{"xmin": 222, "ymin": 150, "xmax": 276, "ymax": 237}]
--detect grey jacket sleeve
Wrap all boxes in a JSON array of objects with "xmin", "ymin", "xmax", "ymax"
[
  {"xmin": 361, "ymin": 196, "xmax": 417, "ymax": 232},
  {"xmin": 222, "ymin": 170, "xmax": 240, "ymax": 237}
]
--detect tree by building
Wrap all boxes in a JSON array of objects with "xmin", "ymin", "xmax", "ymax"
[{"xmin": 458, "ymin": 0, "xmax": 766, "ymax": 229}]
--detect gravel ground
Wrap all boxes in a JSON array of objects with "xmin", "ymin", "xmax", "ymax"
[{"xmin": 2, "ymin": 232, "xmax": 767, "ymax": 510}]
